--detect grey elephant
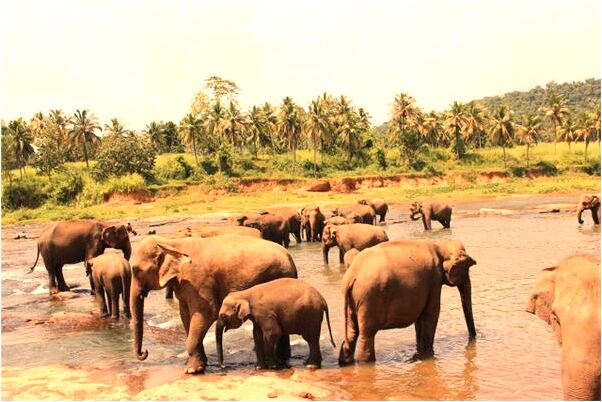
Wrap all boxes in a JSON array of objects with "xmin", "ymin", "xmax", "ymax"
[
  {"xmin": 216, "ymin": 278, "xmax": 335, "ymax": 370},
  {"xmin": 358, "ymin": 198, "xmax": 388, "ymax": 223},
  {"xmin": 87, "ymin": 252, "xmax": 131, "ymax": 319},
  {"xmin": 260, "ymin": 208, "xmax": 303, "ymax": 244},
  {"xmin": 410, "ymin": 200, "xmax": 452, "ymax": 230},
  {"xmin": 321, "ymin": 223, "xmax": 388, "ymax": 265},
  {"xmin": 27, "ymin": 220, "xmax": 132, "ymax": 295},
  {"xmin": 130, "ymin": 234, "xmax": 297, "ymax": 374},
  {"xmin": 332, "ymin": 204, "xmax": 376, "ymax": 225},
  {"xmin": 526, "ymin": 255, "xmax": 600, "ymax": 401},
  {"xmin": 236, "ymin": 213, "xmax": 290, "ymax": 248},
  {"xmin": 300, "ymin": 206, "xmax": 326, "ymax": 242},
  {"xmin": 339, "ymin": 239, "xmax": 477, "ymax": 365},
  {"xmin": 577, "ymin": 194, "xmax": 600, "ymax": 225}
]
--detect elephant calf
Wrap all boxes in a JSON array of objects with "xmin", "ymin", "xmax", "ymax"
[
  {"xmin": 217, "ymin": 278, "xmax": 335, "ymax": 370},
  {"xmin": 410, "ymin": 200, "xmax": 452, "ymax": 230},
  {"xmin": 577, "ymin": 194, "xmax": 600, "ymax": 225},
  {"xmin": 358, "ymin": 198, "xmax": 388, "ymax": 223},
  {"xmin": 322, "ymin": 223, "xmax": 388, "ymax": 265},
  {"xmin": 300, "ymin": 206, "xmax": 326, "ymax": 242},
  {"xmin": 88, "ymin": 252, "xmax": 131, "ymax": 319},
  {"xmin": 526, "ymin": 255, "xmax": 600, "ymax": 401}
]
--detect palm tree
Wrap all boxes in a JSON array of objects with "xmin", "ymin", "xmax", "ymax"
[
  {"xmin": 208, "ymin": 100, "xmax": 226, "ymax": 144},
  {"xmin": 223, "ymin": 101, "xmax": 247, "ymax": 150},
  {"xmin": 261, "ymin": 102, "xmax": 279, "ymax": 153},
  {"xmin": 465, "ymin": 101, "xmax": 486, "ymax": 148},
  {"xmin": 421, "ymin": 111, "xmax": 444, "ymax": 147},
  {"xmin": 488, "ymin": 105, "xmax": 515, "ymax": 168},
  {"xmin": 279, "ymin": 97, "xmax": 302, "ymax": 172},
  {"xmin": 104, "ymin": 118, "xmax": 128, "ymax": 138},
  {"xmin": 178, "ymin": 113, "xmax": 204, "ymax": 165},
  {"xmin": 580, "ymin": 109, "xmax": 599, "ymax": 161},
  {"xmin": 69, "ymin": 109, "xmax": 101, "ymax": 168},
  {"xmin": 558, "ymin": 115, "xmax": 578, "ymax": 153},
  {"xmin": 444, "ymin": 101, "xmax": 468, "ymax": 159},
  {"xmin": 515, "ymin": 114, "xmax": 541, "ymax": 168},
  {"xmin": 389, "ymin": 93, "xmax": 420, "ymax": 143},
  {"xmin": 6, "ymin": 118, "xmax": 35, "ymax": 177},
  {"xmin": 545, "ymin": 93, "xmax": 569, "ymax": 154},
  {"xmin": 144, "ymin": 121, "xmax": 164, "ymax": 152},
  {"xmin": 305, "ymin": 99, "xmax": 330, "ymax": 175}
]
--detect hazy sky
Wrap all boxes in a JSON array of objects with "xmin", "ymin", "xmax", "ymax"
[{"xmin": 2, "ymin": 0, "xmax": 600, "ymax": 128}]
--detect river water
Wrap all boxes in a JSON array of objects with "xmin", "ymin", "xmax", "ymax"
[{"xmin": 2, "ymin": 195, "xmax": 600, "ymax": 400}]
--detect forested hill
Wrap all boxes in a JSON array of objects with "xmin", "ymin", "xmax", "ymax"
[{"xmin": 474, "ymin": 78, "xmax": 600, "ymax": 116}]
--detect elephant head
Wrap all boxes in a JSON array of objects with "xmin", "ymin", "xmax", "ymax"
[
  {"xmin": 102, "ymin": 225, "xmax": 132, "ymax": 260},
  {"xmin": 357, "ymin": 199, "xmax": 369, "ymax": 206},
  {"xmin": 346, "ymin": 212, "xmax": 362, "ymax": 224},
  {"xmin": 215, "ymin": 293, "xmax": 252, "ymax": 367},
  {"xmin": 436, "ymin": 239, "xmax": 477, "ymax": 338},
  {"xmin": 322, "ymin": 225, "xmax": 338, "ymax": 248},
  {"xmin": 525, "ymin": 267, "xmax": 560, "ymax": 340},
  {"xmin": 130, "ymin": 237, "xmax": 192, "ymax": 361},
  {"xmin": 577, "ymin": 195, "xmax": 600, "ymax": 224},
  {"xmin": 409, "ymin": 202, "xmax": 423, "ymax": 221}
]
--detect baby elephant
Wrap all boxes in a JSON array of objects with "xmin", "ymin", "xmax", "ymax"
[
  {"xmin": 87, "ymin": 253, "xmax": 131, "ymax": 319},
  {"xmin": 216, "ymin": 278, "xmax": 335, "ymax": 370}
]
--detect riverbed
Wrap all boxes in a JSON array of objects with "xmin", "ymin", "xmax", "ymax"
[{"xmin": 1, "ymin": 195, "xmax": 599, "ymax": 400}]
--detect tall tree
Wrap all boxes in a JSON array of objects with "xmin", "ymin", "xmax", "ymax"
[
  {"xmin": 545, "ymin": 93, "xmax": 569, "ymax": 154},
  {"xmin": 205, "ymin": 76, "xmax": 239, "ymax": 103},
  {"xmin": 488, "ymin": 105, "xmax": 515, "ymax": 168},
  {"xmin": 279, "ymin": 97, "xmax": 302, "ymax": 172},
  {"xmin": 444, "ymin": 101, "xmax": 468, "ymax": 159},
  {"xmin": 465, "ymin": 101, "xmax": 486, "ymax": 148},
  {"xmin": 6, "ymin": 118, "xmax": 35, "ymax": 177},
  {"xmin": 389, "ymin": 93, "xmax": 420, "ymax": 144},
  {"xmin": 144, "ymin": 121, "xmax": 164, "ymax": 152},
  {"xmin": 558, "ymin": 115, "xmax": 578, "ymax": 152},
  {"xmin": 305, "ymin": 99, "xmax": 330, "ymax": 175},
  {"xmin": 208, "ymin": 100, "xmax": 226, "ymax": 145},
  {"xmin": 104, "ymin": 118, "xmax": 128, "ymax": 138},
  {"xmin": 223, "ymin": 101, "xmax": 247, "ymax": 149},
  {"xmin": 515, "ymin": 114, "xmax": 541, "ymax": 168},
  {"xmin": 178, "ymin": 113, "xmax": 205, "ymax": 165},
  {"xmin": 261, "ymin": 102, "xmax": 279, "ymax": 153},
  {"xmin": 69, "ymin": 109, "xmax": 101, "ymax": 168}
]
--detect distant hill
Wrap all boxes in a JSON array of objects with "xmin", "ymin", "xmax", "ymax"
[{"xmin": 475, "ymin": 78, "xmax": 600, "ymax": 117}]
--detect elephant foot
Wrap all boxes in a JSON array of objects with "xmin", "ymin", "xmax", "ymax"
[
  {"xmin": 100, "ymin": 312, "xmax": 109, "ymax": 319},
  {"xmin": 305, "ymin": 362, "xmax": 321, "ymax": 370},
  {"xmin": 49, "ymin": 288, "xmax": 60, "ymax": 295},
  {"xmin": 58, "ymin": 285, "xmax": 70, "ymax": 292},
  {"xmin": 185, "ymin": 355, "xmax": 206, "ymax": 375},
  {"xmin": 110, "ymin": 314, "xmax": 119, "ymax": 320}
]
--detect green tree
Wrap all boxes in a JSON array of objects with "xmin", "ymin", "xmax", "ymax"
[
  {"xmin": 144, "ymin": 121, "xmax": 164, "ymax": 152},
  {"xmin": 389, "ymin": 93, "xmax": 420, "ymax": 144},
  {"xmin": 69, "ymin": 109, "xmax": 101, "ymax": 168},
  {"xmin": 92, "ymin": 134, "xmax": 156, "ymax": 180},
  {"xmin": 579, "ymin": 108, "xmax": 599, "ymax": 161},
  {"xmin": 545, "ymin": 93, "xmax": 569, "ymax": 154},
  {"xmin": 558, "ymin": 115, "xmax": 579, "ymax": 152},
  {"xmin": 488, "ymin": 105, "xmax": 515, "ymax": 168},
  {"xmin": 305, "ymin": 99, "xmax": 330, "ymax": 175},
  {"xmin": 465, "ymin": 101, "xmax": 487, "ymax": 148},
  {"xmin": 205, "ymin": 76, "xmax": 239, "ymax": 103},
  {"xmin": 515, "ymin": 114, "xmax": 541, "ymax": 168},
  {"xmin": 5, "ymin": 118, "xmax": 35, "ymax": 177},
  {"xmin": 178, "ymin": 113, "xmax": 205, "ymax": 166},
  {"xmin": 279, "ymin": 97, "xmax": 302, "ymax": 172},
  {"xmin": 104, "ymin": 118, "xmax": 129, "ymax": 138},
  {"xmin": 223, "ymin": 101, "xmax": 247, "ymax": 149},
  {"xmin": 444, "ymin": 101, "xmax": 468, "ymax": 160}
]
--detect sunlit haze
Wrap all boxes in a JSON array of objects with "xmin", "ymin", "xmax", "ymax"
[{"xmin": 1, "ymin": 0, "xmax": 600, "ymax": 129}]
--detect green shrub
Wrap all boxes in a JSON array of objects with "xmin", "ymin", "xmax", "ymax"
[
  {"xmin": 582, "ymin": 159, "xmax": 601, "ymax": 176},
  {"xmin": 216, "ymin": 144, "xmax": 234, "ymax": 174},
  {"xmin": 534, "ymin": 160, "xmax": 559, "ymax": 176},
  {"xmin": 50, "ymin": 171, "xmax": 84, "ymax": 204},
  {"xmin": 104, "ymin": 174, "xmax": 147, "ymax": 195},
  {"xmin": 409, "ymin": 158, "xmax": 427, "ymax": 171},
  {"xmin": 199, "ymin": 157, "xmax": 218, "ymax": 175},
  {"xmin": 202, "ymin": 173, "xmax": 240, "ymax": 192},
  {"xmin": 375, "ymin": 149, "xmax": 387, "ymax": 170},
  {"xmin": 2, "ymin": 176, "xmax": 47, "ymax": 210},
  {"xmin": 239, "ymin": 158, "xmax": 257, "ymax": 171},
  {"xmin": 508, "ymin": 165, "xmax": 527, "ymax": 178},
  {"xmin": 92, "ymin": 135, "xmax": 156, "ymax": 180},
  {"xmin": 154, "ymin": 155, "xmax": 193, "ymax": 181},
  {"xmin": 423, "ymin": 165, "xmax": 444, "ymax": 177}
]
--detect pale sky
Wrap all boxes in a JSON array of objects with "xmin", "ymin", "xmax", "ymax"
[{"xmin": 1, "ymin": 0, "xmax": 600, "ymax": 129}]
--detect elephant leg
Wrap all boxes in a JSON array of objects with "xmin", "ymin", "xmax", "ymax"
[
  {"xmin": 122, "ymin": 284, "xmax": 131, "ymax": 319},
  {"xmin": 110, "ymin": 290, "xmax": 120, "ymax": 320},
  {"xmin": 165, "ymin": 284, "xmax": 174, "ymax": 299},
  {"xmin": 275, "ymin": 335, "xmax": 291, "ymax": 361},
  {"xmin": 55, "ymin": 265, "xmax": 69, "ymax": 292},
  {"xmin": 303, "ymin": 331, "xmax": 322, "ymax": 369},
  {"xmin": 415, "ymin": 299, "xmax": 441, "ymax": 357},
  {"xmin": 339, "ymin": 247, "xmax": 345, "ymax": 264},
  {"xmin": 179, "ymin": 302, "xmax": 191, "ymax": 335},
  {"xmin": 355, "ymin": 333, "xmax": 376, "ymax": 363},
  {"xmin": 184, "ymin": 313, "xmax": 210, "ymax": 374},
  {"xmin": 262, "ymin": 320, "xmax": 284, "ymax": 369},
  {"xmin": 96, "ymin": 285, "xmax": 109, "ymax": 318},
  {"xmin": 339, "ymin": 302, "xmax": 359, "ymax": 366},
  {"xmin": 46, "ymin": 267, "xmax": 59, "ymax": 295},
  {"xmin": 253, "ymin": 325, "xmax": 267, "ymax": 369},
  {"xmin": 283, "ymin": 236, "xmax": 290, "ymax": 249}
]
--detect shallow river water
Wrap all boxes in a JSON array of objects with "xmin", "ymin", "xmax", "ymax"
[{"xmin": 2, "ymin": 195, "xmax": 600, "ymax": 400}]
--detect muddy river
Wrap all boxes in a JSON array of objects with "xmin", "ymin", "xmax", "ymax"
[{"xmin": 1, "ymin": 195, "xmax": 600, "ymax": 400}]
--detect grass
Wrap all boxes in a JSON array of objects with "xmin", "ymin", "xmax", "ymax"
[{"xmin": 2, "ymin": 142, "xmax": 600, "ymax": 225}]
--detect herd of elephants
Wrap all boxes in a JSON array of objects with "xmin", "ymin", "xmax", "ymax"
[{"xmin": 23, "ymin": 194, "xmax": 601, "ymax": 400}]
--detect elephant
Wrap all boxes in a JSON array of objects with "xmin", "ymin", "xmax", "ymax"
[
  {"xmin": 321, "ymin": 223, "xmax": 389, "ymax": 265},
  {"xmin": 577, "ymin": 194, "xmax": 600, "ymax": 225},
  {"xmin": 526, "ymin": 255, "xmax": 600, "ymax": 400},
  {"xmin": 338, "ymin": 239, "xmax": 477, "ymax": 365},
  {"xmin": 27, "ymin": 220, "xmax": 132, "ymax": 295},
  {"xmin": 300, "ymin": 206, "xmax": 326, "ymax": 242},
  {"xmin": 343, "ymin": 249, "xmax": 360, "ymax": 270},
  {"xmin": 175, "ymin": 225, "xmax": 262, "ymax": 239},
  {"xmin": 324, "ymin": 215, "xmax": 360, "ymax": 226},
  {"xmin": 410, "ymin": 200, "xmax": 452, "ymax": 230},
  {"xmin": 260, "ymin": 208, "xmax": 302, "ymax": 244},
  {"xmin": 216, "ymin": 278, "xmax": 335, "ymax": 370},
  {"xmin": 234, "ymin": 214, "xmax": 290, "ymax": 248},
  {"xmin": 129, "ymin": 234, "xmax": 298, "ymax": 374},
  {"xmin": 332, "ymin": 204, "xmax": 376, "ymax": 225},
  {"xmin": 358, "ymin": 199, "xmax": 388, "ymax": 223},
  {"xmin": 87, "ymin": 252, "xmax": 131, "ymax": 319}
]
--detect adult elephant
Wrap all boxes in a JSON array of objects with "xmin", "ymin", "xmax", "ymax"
[
  {"xmin": 234, "ymin": 213, "xmax": 290, "ymax": 248},
  {"xmin": 339, "ymin": 239, "xmax": 477, "ymax": 365},
  {"xmin": 27, "ymin": 220, "xmax": 131, "ymax": 295},
  {"xmin": 577, "ymin": 194, "xmax": 600, "ymax": 225},
  {"xmin": 175, "ymin": 225, "xmax": 261, "ymax": 238},
  {"xmin": 130, "ymin": 235, "xmax": 298, "ymax": 374},
  {"xmin": 358, "ymin": 199, "xmax": 388, "ymax": 223},
  {"xmin": 410, "ymin": 200, "xmax": 452, "ymax": 230},
  {"xmin": 322, "ymin": 223, "xmax": 388, "ymax": 265},
  {"xmin": 526, "ymin": 255, "xmax": 600, "ymax": 401},
  {"xmin": 332, "ymin": 204, "xmax": 376, "ymax": 225},
  {"xmin": 300, "ymin": 206, "xmax": 326, "ymax": 242},
  {"xmin": 260, "ymin": 208, "xmax": 302, "ymax": 244}
]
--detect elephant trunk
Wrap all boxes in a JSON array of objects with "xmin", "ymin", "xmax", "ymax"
[
  {"xmin": 458, "ymin": 278, "xmax": 476, "ymax": 339},
  {"xmin": 130, "ymin": 280, "xmax": 148, "ymax": 361},
  {"xmin": 322, "ymin": 245, "xmax": 330, "ymax": 265},
  {"xmin": 577, "ymin": 206, "xmax": 586, "ymax": 224},
  {"xmin": 122, "ymin": 240, "xmax": 132, "ymax": 261},
  {"xmin": 216, "ymin": 320, "xmax": 225, "ymax": 368},
  {"xmin": 410, "ymin": 211, "xmax": 421, "ymax": 221}
]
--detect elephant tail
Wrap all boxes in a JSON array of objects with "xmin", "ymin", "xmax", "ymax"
[
  {"xmin": 343, "ymin": 278, "xmax": 357, "ymax": 347},
  {"xmin": 323, "ymin": 303, "xmax": 336, "ymax": 348},
  {"xmin": 26, "ymin": 243, "xmax": 41, "ymax": 274}
]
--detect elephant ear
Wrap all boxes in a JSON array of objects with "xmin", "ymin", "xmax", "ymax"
[
  {"xmin": 102, "ymin": 226, "xmax": 120, "ymax": 247},
  {"xmin": 442, "ymin": 249, "xmax": 476, "ymax": 286},
  {"xmin": 526, "ymin": 266, "xmax": 557, "ymax": 325},
  {"xmin": 235, "ymin": 299, "xmax": 251, "ymax": 322},
  {"xmin": 156, "ymin": 243, "xmax": 191, "ymax": 288},
  {"xmin": 592, "ymin": 195, "xmax": 600, "ymax": 207}
]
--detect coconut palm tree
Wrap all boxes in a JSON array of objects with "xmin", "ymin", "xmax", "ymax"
[
  {"xmin": 515, "ymin": 114, "xmax": 541, "ymax": 168},
  {"xmin": 69, "ymin": 109, "xmax": 101, "ymax": 168},
  {"xmin": 389, "ymin": 93, "xmax": 420, "ymax": 142},
  {"xmin": 305, "ymin": 99, "xmax": 330, "ymax": 175},
  {"xmin": 223, "ymin": 101, "xmax": 247, "ymax": 150},
  {"xmin": 261, "ymin": 102, "xmax": 279, "ymax": 153},
  {"xmin": 6, "ymin": 118, "xmax": 35, "ymax": 177},
  {"xmin": 558, "ymin": 115, "xmax": 579, "ymax": 153},
  {"xmin": 421, "ymin": 111, "xmax": 444, "ymax": 147},
  {"xmin": 444, "ymin": 101, "xmax": 468, "ymax": 159},
  {"xmin": 144, "ymin": 121, "xmax": 164, "ymax": 152},
  {"xmin": 208, "ymin": 100, "xmax": 226, "ymax": 144},
  {"xmin": 279, "ymin": 97, "xmax": 302, "ymax": 172},
  {"xmin": 465, "ymin": 101, "xmax": 486, "ymax": 148},
  {"xmin": 488, "ymin": 105, "xmax": 515, "ymax": 168},
  {"xmin": 104, "ymin": 118, "xmax": 128, "ymax": 138},
  {"xmin": 580, "ymin": 109, "xmax": 599, "ymax": 161},
  {"xmin": 545, "ymin": 93, "xmax": 569, "ymax": 154},
  {"xmin": 178, "ymin": 113, "xmax": 204, "ymax": 165}
]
